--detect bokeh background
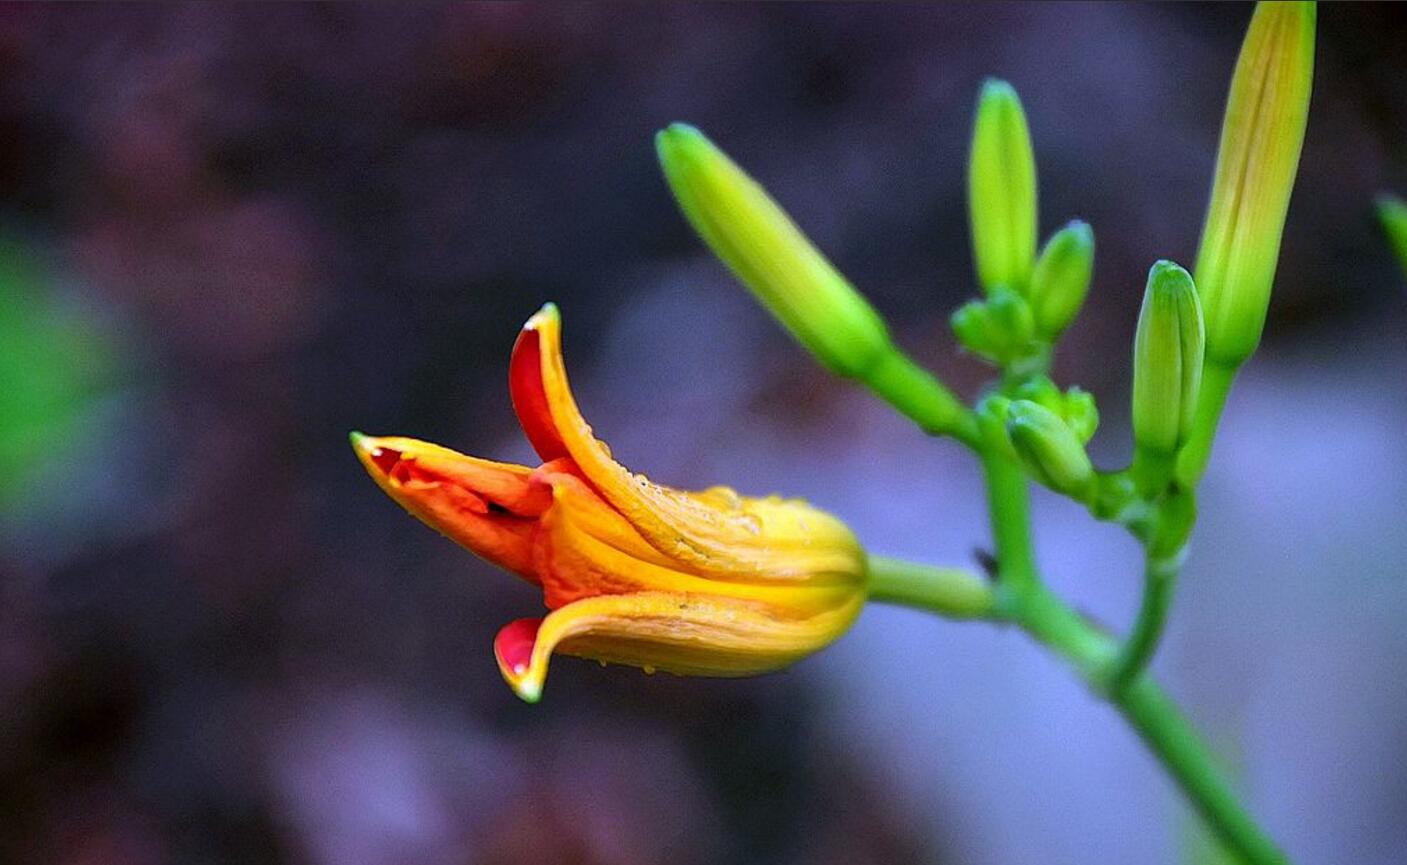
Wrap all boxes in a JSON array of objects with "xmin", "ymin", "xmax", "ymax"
[{"xmin": 2, "ymin": 3, "xmax": 1405, "ymax": 864}]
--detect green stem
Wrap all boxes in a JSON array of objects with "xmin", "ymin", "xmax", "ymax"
[
  {"xmin": 866, "ymin": 556, "xmax": 996, "ymax": 619},
  {"xmin": 865, "ymin": 350, "xmax": 981, "ymax": 448},
  {"xmin": 1106, "ymin": 550, "xmax": 1183, "ymax": 695},
  {"xmin": 874, "ymin": 563, "xmax": 1286, "ymax": 864},
  {"xmin": 1118, "ymin": 677, "xmax": 1286, "ymax": 865},
  {"xmin": 1176, "ymin": 361, "xmax": 1236, "ymax": 487},
  {"xmin": 980, "ymin": 447, "xmax": 1038, "ymax": 595}
]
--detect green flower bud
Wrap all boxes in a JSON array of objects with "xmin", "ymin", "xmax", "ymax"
[
  {"xmin": 1132, "ymin": 261, "xmax": 1205, "ymax": 456},
  {"xmin": 968, "ymin": 79, "xmax": 1037, "ymax": 296},
  {"xmin": 1030, "ymin": 221, "xmax": 1094, "ymax": 339},
  {"xmin": 950, "ymin": 289, "xmax": 1035, "ymax": 365},
  {"xmin": 951, "ymin": 300, "xmax": 1001, "ymax": 359},
  {"xmin": 1012, "ymin": 377, "xmax": 1062, "ymax": 412},
  {"xmin": 656, "ymin": 123, "xmax": 892, "ymax": 379},
  {"xmin": 987, "ymin": 286, "xmax": 1035, "ymax": 349},
  {"xmin": 1194, "ymin": 1, "xmax": 1314, "ymax": 366},
  {"xmin": 1011, "ymin": 379, "xmax": 1097, "ymax": 443},
  {"xmin": 1062, "ymin": 387, "xmax": 1100, "ymax": 444},
  {"xmin": 1006, "ymin": 399, "xmax": 1094, "ymax": 499},
  {"xmin": 1379, "ymin": 194, "xmax": 1407, "ymax": 277}
]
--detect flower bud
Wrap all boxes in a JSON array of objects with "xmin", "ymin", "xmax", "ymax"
[
  {"xmin": 952, "ymin": 300, "xmax": 1003, "ymax": 360},
  {"xmin": 1011, "ymin": 379, "xmax": 1098, "ymax": 443},
  {"xmin": 968, "ymin": 79, "xmax": 1037, "ymax": 296},
  {"xmin": 1006, "ymin": 399, "xmax": 1094, "ymax": 499},
  {"xmin": 656, "ymin": 123, "xmax": 892, "ymax": 379},
  {"xmin": 987, "ymin": 286, "xmax": 1035, "ymax": 348},
  {"xmin": 1379, "ymin": 194, "xmax": 1407, "ymax": 276},
  {"xmin": 950, "ymin": 289, "xmax": 1035, "ymax": 365},
  {"xmin": 976, "ymin": 395, "xmax": 1019, "ymax": 462},
  {"xmin": 1062, "ymin": 387, "xmax": 1100, "ymax": 444},
  {"xmin": 1132, "ymin": 261, "xmax": 1204, "ymax": 456},
  {"xmin": 1194, "ymin": 1, "xmax": 1314, "ymax": 366},
  {"xmin": 1012, "ymin": 377, "xmax": 1062, "ymax": 412},
  {"xmin": 1030, "ymin": 221, "xmax": 1094, "ymax": 338}
]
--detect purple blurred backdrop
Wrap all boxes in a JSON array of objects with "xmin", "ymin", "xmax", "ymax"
[{"xmin": 1, "ymin": 3, "xmax": 1405, "ymax": 864}]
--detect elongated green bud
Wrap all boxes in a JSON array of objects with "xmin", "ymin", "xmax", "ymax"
[
  {"xmin": 1030, "ymin": 221, "xmax": 1094, "ymax": 338},
  {"xmin": 1194, "ymin": 1, "xmax": 1314, "ymax": 366},
  {"xmin": 968, "ymin": 79, "xmax": 1037, "ymax": 296},
  {"xmin": 1379, "ymin": 194, "xmax": 1407, "ymax": 276},
  {"xmin": 1133, "ymin": 262, "xmax": 1205, "ymax": 457},
  {"xmin": 656, "ymin": 123, "xmax": 891, "ymax": 379},
  {"xmin": 1007, "ymin": 399, "xmax": 1094, "ymax": 499}
]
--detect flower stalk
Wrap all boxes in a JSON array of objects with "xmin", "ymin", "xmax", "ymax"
[{"xmin": 356, "ymin": 2, "xmax": 1311, "ymax": 860}]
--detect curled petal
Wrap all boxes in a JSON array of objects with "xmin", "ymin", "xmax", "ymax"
[
  {"xmin": 536, "ymin": 471, "xmax": 861, "ymax": 616},
  {"xmin": 510, "ymin": 305, "xmax": 865, "ymax": 585},
  {"xmin": 494, "ymin": 590, "xmax": 865, "ymax": 703},
  {"xmin": 351, "ymin": 433, "xmax": 548, "ymax": 578}
]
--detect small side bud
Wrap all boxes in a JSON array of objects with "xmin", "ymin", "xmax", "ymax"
[
  {"xmin": 986, "ymin": 287, "xmax": 1036, "ymax": 349},
  {"xmin": 1379, "ymin": 194, "xmax": 1407, "ymax": 277},
  {"xmin": 950, "ymin": 289, "xmax": 1036, "ymax": 365},
  {"xmin": 656, "ymin": 124, "xmax": 892, "ymax": 379},
  {"xmin": 951, "ymin": 300, "xmax": 1001, "ymax": 359},
  {"xmin": 1194, "ymin": 1, "xmax": 1315, "ymax": 366},
  {"xmin": 968, "ymin": 79, "xmax": 1037, "ymax": 296},
  {"xmin": 1012, "ymin": 379, "xmax": 1098, "ymax": 443},
  {"xmin": 1030, "ymin": 221, "xmax": 1094, "ymax": 339},
  {"xmin": 1012, "ymin": 377, "xmax": 1062, "ymax": 412},
  {"xmin": 976, "ymin": 395, "xmax": 1018, "ymax": 461},
  {"xmin": 1132, "ymin": 262, "xmax": 1205, "ymax": 494},
  {"xmin": 1007, "ymin": 399, "xmax": 1094, "ymax": 499},
  {"xmin": 1062, "ymin": 387, "xmax": 1100, "ymax": 444}
]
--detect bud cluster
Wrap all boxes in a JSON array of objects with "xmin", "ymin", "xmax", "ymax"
[{"xmin": 957, "ymin": 81, "xmax": 1095, "ymax": 367}]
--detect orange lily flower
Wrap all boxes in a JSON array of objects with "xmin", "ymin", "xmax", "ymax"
[{"xmin": 351, "ymin": 305, "xmax": 867, "ymax": 702}]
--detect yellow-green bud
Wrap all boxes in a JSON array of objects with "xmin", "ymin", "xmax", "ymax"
[
  {"xmin": 656, "ymin": 123, "xmax": 892, "ymax": 379},
  {"xmin": 1132, "ymin": 261, "xmax": 1205, "ymax": 456},
  {"xmin": 1007, "ymin": 399, "xmax": 1094, "ymax": 499},
  {"xmin": 1030, "ymin": 221, "xmax": 1094, "ymax": 339},
  {"xmin": 976, "ymin": 395, "xmax": 1018, "ymax": 461},
  {"xmin": 950, "ymin": 288, "xmax": 1035, "ymax": 365},
  {"xmin": 987, "ymin": 286, "xmax": 1035, "ymax": 348},
  {"xmin": 968, "ymin": 79, "xmax": 1037, "ymax": 296},
  {"xmin": 1012, "ymin": 377, "xmax": 1062, "ymax": 412},
  {"xmin": 1062, "ymin": 387, "xmax": 1099, "ymax": 445},
  {"xmin": 1011, "ymin": 379, "xmax": 1098, "ymax": 443},
  {"xmin": 1194, "ymin": 1, "xmax": 1314, "ymax": 366},
  {"xmin": 1379, "ymin": 194, "xmax": 1407, "ymax": 277},
  {"xmin": 951, "ymin": 300, "xmax": 1001, "ymax": 359}
]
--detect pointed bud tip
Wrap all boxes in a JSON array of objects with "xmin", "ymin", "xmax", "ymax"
[
  {"xmin": 655, "ymin": 123, "xmax": 710, "ymax": 161},
  {"xmin": 1148, "ymin": 260, "xmax": 1193, "ymax": 291},
  {"xmin": 979, "ymin": 77, "xmax": 1018, "ymax": 103},
  {"xmin": 526, "ymin": 302, "xmax": 561, "ymax": 331},
  {"xmin": 1064, "ymin": 220, "xmax": 1093, "ymax": 243},
  {"xmin": 512, "ymin": 681, "xmax": 543, "ymax": 704}
]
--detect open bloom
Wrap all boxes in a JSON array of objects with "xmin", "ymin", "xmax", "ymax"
[{"xmin": 351, "ymin": 305, "xmax": 867, "ymax": 702}]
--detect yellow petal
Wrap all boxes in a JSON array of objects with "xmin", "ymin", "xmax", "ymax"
[
  {"xmin": 537, "ymin": 470, "xmax": 863, "ymax": 615},
  {"xmin": 494, "ymin": 590, "xmax": 865, "ymax": 703},
  {"xmin": 1194, "ymin": 1, "xmax": 1315, "ymax": 365},
  {"xmin": 510, "ymin": 305, "xmax": 866, "ymax": 586}
]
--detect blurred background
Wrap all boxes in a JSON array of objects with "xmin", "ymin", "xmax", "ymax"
[{"xmin": 1, "ymin": 3, "xmax": 1405, "ymax": 864}]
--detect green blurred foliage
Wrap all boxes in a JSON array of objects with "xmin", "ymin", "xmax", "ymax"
[
  {"xmin": 1380, "ymin": 195, "xmax": 1407, "ymax": 279},
  {"xmin": 0, "ymin": 241, "xmax": 112, "ymax": 508}
]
